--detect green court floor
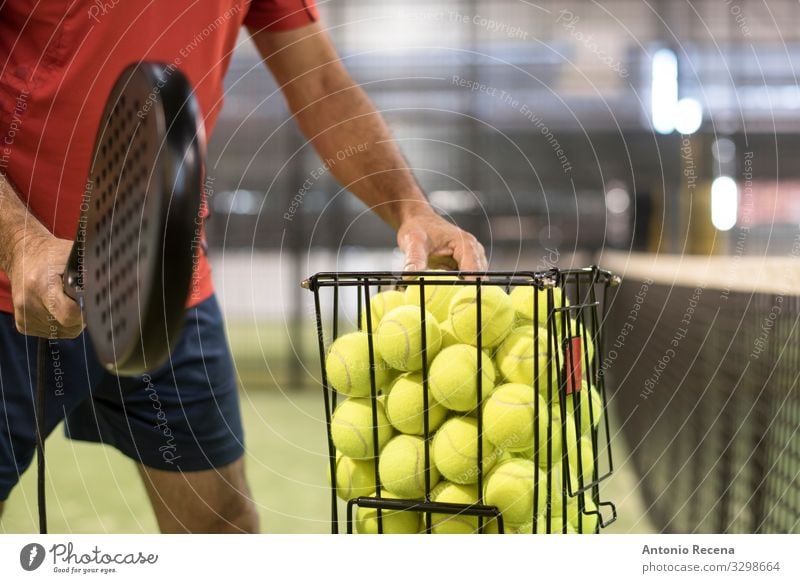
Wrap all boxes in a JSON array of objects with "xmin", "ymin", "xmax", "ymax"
[{"xmin": 1, "ymin": 386, "xmax": 653, "ymax": 534}]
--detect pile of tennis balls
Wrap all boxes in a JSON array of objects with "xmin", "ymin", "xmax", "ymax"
[{"xmin": 325, "ymin": 274, "xmax": 603, "ymax": 534}]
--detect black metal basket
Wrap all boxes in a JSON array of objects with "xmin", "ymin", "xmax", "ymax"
[{"xmin": 302, "ymin": 266, "xmax": 620, "ymax": 534}]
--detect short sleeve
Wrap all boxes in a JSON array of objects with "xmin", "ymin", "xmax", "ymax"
[{"xmin": 243, "ymin": 0, "xmax": 319, "ymax": 32}]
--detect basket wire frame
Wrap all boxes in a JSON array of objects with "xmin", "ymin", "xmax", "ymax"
[{"xmin": 305, "ymin": 267, "xmax": 619, "ymax": 534}]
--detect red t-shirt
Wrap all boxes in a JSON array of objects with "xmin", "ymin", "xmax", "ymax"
[{"xmin": 0, "ymin": 0, "xmax": 318, "ymax": 314}]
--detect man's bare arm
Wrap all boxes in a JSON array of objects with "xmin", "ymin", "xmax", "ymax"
[
  {"xmin": 249, "ymin": 22, "xmax": 487, "ymax": 272},
  {"xmin": 0, "ymin": 174, "xmax": 82, "ymax": 337}
]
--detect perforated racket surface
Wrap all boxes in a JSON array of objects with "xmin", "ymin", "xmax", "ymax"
[{"xmin": 64, "ymin": 62, "xmax": 204, "ymax": 375}]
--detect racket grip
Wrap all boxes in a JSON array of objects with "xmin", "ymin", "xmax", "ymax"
[{"xmin": 62, "ymin": 241, "xmax": 83, "ymax": 303}]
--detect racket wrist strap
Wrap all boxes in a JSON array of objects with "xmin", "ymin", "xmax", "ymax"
[{"xmin": 36, "ymin": 338, "xmax": 48, "ymax": 534}]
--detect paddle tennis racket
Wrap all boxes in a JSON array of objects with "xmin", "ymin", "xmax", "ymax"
[{"xmin": 35, "ymin": 62, "xmax": 205, "ymax": 533}]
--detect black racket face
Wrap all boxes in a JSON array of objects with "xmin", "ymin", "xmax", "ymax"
[
  {"xmin": 74, "ymin": 63, "xmax": 203, "ymax": 375},
  {"xmin": 83, "ymin": 68, "xmax": 161, "ymax": 368}
]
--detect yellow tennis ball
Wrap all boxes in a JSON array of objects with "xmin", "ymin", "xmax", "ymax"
[
  {"xmin": 484, "ymin": 458, "xmax": 547, "ymax": 526},
  {"xmin": 331, "ymin": 398, "xmax": 394, "ymax": 460},
  {"xmin": 559, "ymin": 382, "xmax": 603, "ymax": 435},
  {"xmin": 495, "ymin": 325, "xmax": 558, "ymax": 389},
  {"xmin": 360, "ymin": 290, "xmax": 406, "ymax": 332},
  {"xmin": 379, "ymin": 434, "xmax": 440, "ymax": 499},
  {"xmin": 375, "ymin": 305, "xmax": 442, "ymax": 371},
  {"xmin": 542, "ymin": 460, "xmax": 578, "ymax": 518},
  {"xmin": 448, "ymin": 285, "xmax": 515, "ymax": 348},
  {"xmin": 566, "ymin": 435, "xmax": 596, "ymax": 487},
  {"xmin": 379, "ymin": 368, "xmax": 402, "ymax": 397},
  {"xmin": 439, "ymin": 319, "xmax": 460, "ymax": 349},
  {"xmin": 429, "ymin": 344, "xmax": 496, "ymax": 412},
  {"xmin": 385, "ymin": 372, "xmax": 447, "ymax": 435},
  {"xmin": 506, "ymin": 407, "xmax": 578, "ymax": 470},
  {"xmin": 356, "ymin": 491, "xmax": 421, "ymax": 534},
  {"xmin": 509, "ymin": 286, "xmax": 568, "ymax": 327},
  {"xmin": 525, "ymin": 520, "xmax": 579, "ymax": 534},
  {"xmin": 484, "ymin": 517, "xmax": 578, "ymax": 534},
  {"xmin": 404, "ymin": 272, "xmax": 460, "ymax": 323},
  {"xmin": 483, "ymin": 383, "xmax": 546, "ymax": 452},
  {"xmin": 496, "ymin": 450, "xmax": 518, "ymax": 464},
  {"xmin": 565, "ymin": 495, "xmax": 599, "ymax": 533},
  {"xmin": 582, "ymin": 328, "xmax": 596, "ymax": 362},
  {"xmin": 553, "ymin": 493, "xmax": 600, "ymax": 534},
  {"xmin": 326, "ymin": 332, "xmax": 391, "ymax": 397},
  {"xmin": 552, "ymin": 408, "xmax": 579, "ymax": 463},
  {"xmin": 432, "ymin": 417, "xmax": 498, "ymax": 484},
  {"xmin": 328, "ymin": 451, "xmax": 377, "ymax": 501},
  {"xmin": 430, "ymin": 482, "xmax": 480, "ymax": 534}
]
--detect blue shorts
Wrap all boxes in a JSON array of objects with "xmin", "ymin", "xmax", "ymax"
[{"xmin": 0, "ymin": 295, "xmax": 244, "ymax": 501}]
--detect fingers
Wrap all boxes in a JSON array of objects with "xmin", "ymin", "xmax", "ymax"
[
  {"xmin": 42, "ymin": 242, "xmax": 83, "ymax": 337},
  {"xmin": 49, "ymin": 292, "xmax": 84, "ymax": 338},
  {"xmin": 397, "ymin": 212, "xmax": 487, "ymax": 273},
  {"xmin": 14, "ymin": 307, "xmax": 83, "ymax": 339},
  {"xmin": 399, "ymin": 228, "xmax": 430, "ymax": 272},
  {"xmin": 450, "ymin": 231, "xmax": 488, "ymax": 273},
  {"xmin": 10, "ymin": 236, "xmax": 85, "ymax": 339},
  {"xmin": 13, "ymin": 279, "xmax": 83, "ymax": 338},
  {"xmin": 427, "ymin": 256, "xmax": 458, "ymax": 270}
]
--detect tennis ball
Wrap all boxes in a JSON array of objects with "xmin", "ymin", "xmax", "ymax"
[
  {"xmin": 429, "ymin": 344, "xmax": 496, "ymax": 412},
  {"xmin": 510, "ymin": 286, "xmax": 568, "ymax": 327},
  {"xmin": 484, "ymin": 517, "xmax": 578, "ymax": 534},
  {"xmin": 328, "ymin": 451, "xmax": 377, "ymax": 501},
  {"xmin": 448, "ymin": 286, "xmax": 515, "ymax": 348},
  {"xmin": 525, "ymin": 520, "xmax": 578, "ymax": 534},
  {"xmin": 566, "ymin": 435, "xmax": 596, "ymax": 487},
  {"xmin": 511, "ymin": 447, "xmax": 536, "ymax": 460},
  {"xmin": 560, "ymin": 382, "xmax": 603, "ymax": 435},
  {"xmin": 331, "ymin": 398, "xmax": 394, "ymax": 460},
  {"xmin": 404, "ymin": 271, "xmax": 460, "ymax": 323},
  {"xmin": 379, "ymin": 434, "xmax": 440, "ymax": 499},
  {"xmin": 356, "ymin": 491, "xmax": 421, "ymax": 534},
  {"xmin": 385, "ymin": 372, "xmax": 447, "ymax": 435},
  {"xmin": 440, "ymin": 320, "xmax": 460, "ymax": 349},
  {"xmin": 550, "ymin": 408, "xmax": 579, "ymax": 462},
  {"xmin": 430, "ymin": 482, "xmax": 480, "ymax": 534},
  {"xmin": 495, "ymin": 326, "xmax": 557, "ymax": 388},
  {"xmin": 496, "ymin": 450, "xmax": 518, "ymax": 464},
  {"xmin": 542, "ymin": 461, "xmax": 577, "ymax": 518},
  {"xmin": 432, "ymin": 417, "xmax": 498, "ymax": 484},
  {"xmin": 360, "ymin": 290, "xmax": 406, "ymax": 332},
  {"xmin": 326, "ymin": 332, "xmax": 391, "ymax": 397},
  {"xmin": 378, "ymin": 368, "xmax": 401, "ymax": 397},
  {"xmin": 484, "ymin": 458, "xmax": 548, "ymax": 526},
  {"xmin": 566, "ymin": 496, "xmax": 599, "ymax": 533},
  {"xmin": 375, "ymin": 305, "xmax": 442, "ymax": 371},
  {"xmin": 505, "ymin": 406, "xmax": 578, "ymax": 470},
  {"xmin": 582, "ymin": 328, "xmax": 596, "ymax": 362},
  {"xmin": 483, "ymin": 383, "xmax": 545, "ymax": 452}
]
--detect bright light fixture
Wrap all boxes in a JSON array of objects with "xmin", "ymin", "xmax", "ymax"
[
  {"xmin": 651, "ymin": 49, "xmax": 678, "ymax": 134},
  {"xmin": 674, "ymin": 98, "xmax": 703, "ymax": 135},
  {"xmin": 606, "ymin": 187, "xmax": 630, "ymax": 214},
  {"xmin": 711, "ymin": 176, "xmax": 738, "ymax": 231}
]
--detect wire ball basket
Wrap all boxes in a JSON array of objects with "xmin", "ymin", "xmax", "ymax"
[{"xmin": 302, "ymin": 266, "xmax": 620, "ymax": 534}]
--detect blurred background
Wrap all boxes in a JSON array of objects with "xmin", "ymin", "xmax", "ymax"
[
  {"xmin": 4, "ymin": 0, "xmax": 798, "ymax": 533},
  {"xmin": 208, "ymin": 0, "xmax": 800, "ymax": 381}
]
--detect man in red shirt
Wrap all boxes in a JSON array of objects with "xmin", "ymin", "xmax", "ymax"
[{"xmin": 0, "ymin": 2, "xmax": 486, "ymax": 532}]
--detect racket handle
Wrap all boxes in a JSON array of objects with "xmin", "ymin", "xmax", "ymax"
[{"xmin": 62, "ymin": 240, "xmax": 83, "ymax": 303}]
